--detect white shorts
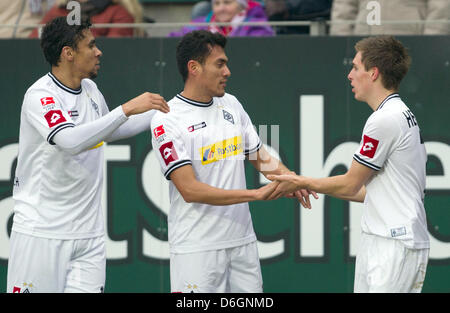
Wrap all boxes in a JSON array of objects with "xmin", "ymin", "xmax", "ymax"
[
  {"xmin": 354, "ymin": 232, "xmax": 429, "ymax": 293},
  {"xmin": 7, "ymin": 231, "xmax": 106, "ymax": 293},
  {"xmin": 170, "ymin": 241, "xmax": 263, "ymax": 293}
]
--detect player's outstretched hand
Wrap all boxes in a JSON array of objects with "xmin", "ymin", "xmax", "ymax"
[
  {"xmin": 265, "ymin": 174, "xmax": 300, "ymax": 200},
  {"xmin": 293, "ymin": 189, "xmax": 319, "ymax": 209},
  {"xmin": 255, "ymin": 181, "xmax": 280, "ymax": 201},
  {"xmin": 122, "ymin": 92, "xmax": 170, "ymax": 117},
  {"xmin": 265, "ymin": 174, "xmax": 318, "ymax": 208}
]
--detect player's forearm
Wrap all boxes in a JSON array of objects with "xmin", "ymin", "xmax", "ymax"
[
  {"xmin": 52, "ymin": 106, "xmax": 128, "ymax": 155},
  {"xmin": 180, "ymin": 180, "xmax": 259, "ymax": 205},
  {"xmin": 305, "ymin": 174, "xmax": 363, "ymax": 201},
  {"xmin": 249, "ymin": 148, "xmax": 291, "ymax": 177},
  {"xmin": 105, "ymin": 110, "xmax": 155, "ymax": 142},
  {"xmin": 334, "ymin": 185, "xmax": 366, "ymax": 203}
]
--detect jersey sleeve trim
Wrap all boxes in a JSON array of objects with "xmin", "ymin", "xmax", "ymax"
[
  {"xmin": 244, "ymin": 140, "xmax": 262, "ymax": 155},
  {"xmin": 47, "ymin": 123, "xmax": 76, "ymax": 145},
  {"xmin": 353, "ymin": 154, "xmax": 381, "ymax": 171},
  {"xmin": 164, "ymin": 160, "xmax": 193, "ymax": 180}
]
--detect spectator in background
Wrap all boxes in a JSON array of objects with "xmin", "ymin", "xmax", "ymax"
[
  {"xmin": 264, "ymin": 0, "xmax": 332, "ymax": 34},
  {"xmin": 0, "ymin": 0, "xmax": 53, "ymax": 38},
  {"xmin": 330, "ymin": 0, "xmax": 450, "ymax": 35},
  {"xmin": 169, "ymin": 0, "xmax": 274, "ymax": 37},
  {"xmin": 29, "ymin": 0, "xmax": 144, "ymax": 38}
]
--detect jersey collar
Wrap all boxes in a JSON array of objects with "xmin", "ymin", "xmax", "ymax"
[
  {"xmin": 176, "ymin": 93, "xmax": 214, "ymax": 107},
  {"xmin": 48, "ymin": 72, "xmax": 82, "ymax": 95},
  {"xmin": 376, "ymin": 93, "xmax": 400, "ymax": 111}
]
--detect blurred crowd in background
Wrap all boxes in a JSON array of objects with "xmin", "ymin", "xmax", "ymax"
[{"xmin": 0, "ymin": 0, "xmax": 449, "ymax": 38}]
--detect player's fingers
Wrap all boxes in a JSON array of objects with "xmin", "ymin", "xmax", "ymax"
[
  {"xmin": 146, "ymin": 93, "xmax": 169, "ymax": 112},
  {"xmin": 301, "ymin": 189, "xmax": 312, "ymax": 209},
  {"xmin": 153, "ymin": 99, "xmax": 170, "ymax": 113},
  {"xmin": 266, "ymin": 174, "xmax": 288, "ymax": 182},
  {"xmin": 295, "ymin": 190, "xmax": 309, "ymax": 209},
  {"xmin": 268, "ymin": 188, "xmax": 283, "ymax": 200},
  {"xmin": 310, "ymin": 190, "xmax": 319, "ymax": 199},
  {"xmin": 294, "ymin": 191, "xmax": 307, "ymax": 208}
]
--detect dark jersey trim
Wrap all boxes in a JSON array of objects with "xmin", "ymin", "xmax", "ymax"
[
  {"xmin": 176, "ymin": 94, "xmax": 214, "ymax": 107},
  {"xmin": 377, "ymin": 93, "xmax": 400, "ymax": 111},
  {"xmin": 353, "ymin": 154, "xmax": 381, "ymax": 171},
  {"xmin": 245, "ymin": 141, "xmax": 262, "ymax": 155},
  {"xmin": 48, "ymin": 72, "xmax": 82, "ymax": 95},
  {"xmin": 47, "ymin": 123, "xmax": 76, "ymax": 145},
  {"xmin": 164, "ymin": 160, "xmax": 193, "ymax": 180}
]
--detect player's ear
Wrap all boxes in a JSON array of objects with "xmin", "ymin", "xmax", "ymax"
[
  {"xmin": 61, "ymin": 46, "xmax": 75, "ymax": 62},
  {"xmin": 187, "ymin": 60, "xmax": 201, "ymax": 77},
  {"xmin": 370, "ymin": 66, "xmax": 380, "ymax": 81}
]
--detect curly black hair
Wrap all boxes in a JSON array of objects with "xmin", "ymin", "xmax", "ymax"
[
  {"xmin": 176, "ymin": 30, "xmax": 227, "ymax": 82},
  {"xmin": 40, "ymin": 16, "xmax": 92, "ymax": 66}
]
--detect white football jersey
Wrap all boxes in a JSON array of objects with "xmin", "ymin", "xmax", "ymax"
[
  {"xmin": 353, "ymin": 94, "xmax": 429, "ymax": 249},
  {"xmin": 151, "ymin": 93, "xmax": 262, "ymax": 254},
  {"xmin": 12, "ymin": 73, "xmax": 115, "ymax": 239}
]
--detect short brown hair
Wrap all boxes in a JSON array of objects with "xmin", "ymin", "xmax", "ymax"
[{"xmin": 355, "ymin": 36, "xmax": 411, "ymax": 91}]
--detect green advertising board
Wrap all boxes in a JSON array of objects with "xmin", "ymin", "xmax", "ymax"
[{"xmin": 0, "ymin": 35, "xmax": 448, "ymax": 292}]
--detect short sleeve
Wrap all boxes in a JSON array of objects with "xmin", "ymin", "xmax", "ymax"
[
  {"xmin": 23, "ymin": 90, "xmax": 75, "ymax": 145},
  {"xmin": 234, "ymin": 97, "xmax": 262, "ymax": 155},
  {"xmin": 151, "ymin": 114, "xmax": 192, "ymax": 180},
  {"xmin": 353, "ymin": 113, "xmax": 399, "ymax": 171}
]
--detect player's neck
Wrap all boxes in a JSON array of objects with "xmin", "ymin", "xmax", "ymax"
[
  {"xmin": 51, "ymin": 66, "xmax": 82, "ymax": 91},
  {"xmin": 367, "ymin": 88, "xmax": 398, "ymax": 111},
  {"xmin": 181, "ymin": 82, "xmax": 213, "ymax": 103}
]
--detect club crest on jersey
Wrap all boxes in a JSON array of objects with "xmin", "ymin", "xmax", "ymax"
[
  {"xmin": 90, "ymin": 98, "xmax": 100, "ymax": 116},
  {"xmin": 222, "ymin": 110, "xmax": 234, "ymax": 124},
  {"xmin": 44, "ymin": 110, "xmax": 67, "ymax": 128},
  {"xmin": 13, "ymin": 282, "xmax": 35, "ymax": 293},
  {"xmin": 360, "ymin": 135, "xmax": 379, "ymax": 158},
  {"xmin": 185, "ymin": 283, "xmax": 199, "ymax": 293},
  {"xmin": 159, "ymin": 141, "xmax": 178, "ymax": 166},
  {"xmin": 200, "ymin": 136, "xmax": 243, "ymax": 165}
]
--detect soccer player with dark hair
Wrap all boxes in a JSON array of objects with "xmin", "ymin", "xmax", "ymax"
[
  {"xmin": 151, "ymin": 30, "xmax": 316, "ymax": 293},
  {"xmin": 268, "ymin": 36, "xmax": 429, "ymax": 293},
  {"xmin": 7, "ymin": 16, "xmax": 169, "ymax": 293}
]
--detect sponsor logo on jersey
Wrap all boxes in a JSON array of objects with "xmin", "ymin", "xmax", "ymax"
[
  {"xmin": 153, "ymin": 125, "xmax": 165, "ymax": 138},
  {"xmin": 68, "ymin": 110, "xmax": 79, "ymax": 118},
  {"xmin": 40, "ymin": 97, "xmax": 55, "ymax": 106},
  {"xmin": 200, "ymin": 136, "xmax": 243, "ymax": 165},
  {"xmin": 222, "ymin": 110, "xmax": 234, "ymax": 124},
  {"xmin": 159, "ymin": 141, "xmax": 179, "ymax": 166},
  {"xmin": 360, "ymin": 135, "xmax": 379, "ymax": 158},
  {"xmin": 44, "ymin": 110, "xmax": 67, "ymax": 128},
  {"xmin": 188, "ymin": 121, "xmax": 207, "ymax": 132}
]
